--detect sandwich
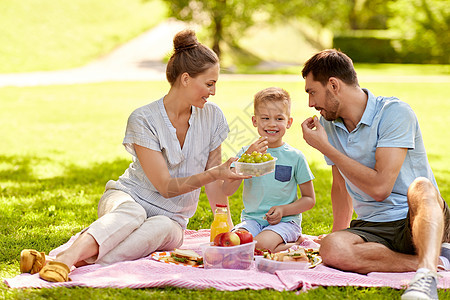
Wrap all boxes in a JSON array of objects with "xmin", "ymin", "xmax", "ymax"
[{"xmin": 169, "ymin": 249, "xmax": 203, "ymax": 266}]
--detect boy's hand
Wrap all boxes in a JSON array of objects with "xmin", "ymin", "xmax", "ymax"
[
  {"xmin": 265, "ymin": 206, "xmax": 283, "ymax": 225},
  {"xmin": 245, "ymin": 136, "xmax": 268, "ymax": 154}
]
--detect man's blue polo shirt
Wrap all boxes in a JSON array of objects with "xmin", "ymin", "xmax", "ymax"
[{"xmin": 321, "ymin": 89, "xmax": 438, "ymax": 222}]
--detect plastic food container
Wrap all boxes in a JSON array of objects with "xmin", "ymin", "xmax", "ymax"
[
  {"xmin": 200, "ymin": 241, "xmax": 257, "ymax": 270},
  {"xmin": 254, "ymin": 256, "xmax": 310, "ymax": 273},
  {"xmin": 234, "ymin": 157, "xmax": 277, "ymax": 177}
]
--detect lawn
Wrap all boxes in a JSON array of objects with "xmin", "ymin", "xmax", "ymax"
[
  {"xmin": 1, "ymin": 76, "xmax": 449, "ymax": 299},
  {"xmin": 0, "ymin": 0, "xmax": 167, "ymax": 73}
]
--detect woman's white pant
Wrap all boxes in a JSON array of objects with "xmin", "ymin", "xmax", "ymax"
[{"xmin": 83, "ymin": 189, "xmax": 183, "ymax": 265}]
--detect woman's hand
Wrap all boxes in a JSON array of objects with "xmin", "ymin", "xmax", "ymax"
[
  {"xmin": 211, "ymin": 157, "xmax": 251, "ymax": 181},
  {"xmin": 136, "ymin": 144, "xmax": 247, "ymax": 198},
  {"xmin": 245, "ymin": 136, "xmax": 268, "ymax": 154}
]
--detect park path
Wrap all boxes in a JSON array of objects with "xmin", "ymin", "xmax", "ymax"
[
  {"xmin": 0, "ymin": 19, "xmax": 184, "ymax": 87},
  {"xmin": 0, "ymin": 19, "xmax": 448, "ymax": 87}
]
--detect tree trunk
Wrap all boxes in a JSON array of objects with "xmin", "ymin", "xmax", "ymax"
[
  {"xmin": 212, "ymin": 18, "xmax": 222, "ymax": 58},
  {"xmin": 211, "ymin": 0, "xmax": 226, "ymax": 58}
]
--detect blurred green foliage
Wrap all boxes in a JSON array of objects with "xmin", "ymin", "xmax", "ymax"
[
  {"xmin": 388, "ymin": 0, "xmax": 449, "ymax": 64},
  {"xmin": 333, "ymin": 34, "xmax": 398, "ymax": 63},
  {"xmin": 160, "ymin": 0, "xmax": 449, "ymax": 64},
  {"xmin": 160, "ymin": 0, "xmax": 263, "ymax": 60}
]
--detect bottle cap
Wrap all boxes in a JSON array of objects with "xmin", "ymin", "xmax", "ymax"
[{"xmin": 216, "ymin": 204, "xmax": 227, "ymax": 208}]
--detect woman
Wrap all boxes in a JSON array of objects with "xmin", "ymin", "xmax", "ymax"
[{"xmin": 20, "ymin": 29, "xmax": 248, "ymax": 282}]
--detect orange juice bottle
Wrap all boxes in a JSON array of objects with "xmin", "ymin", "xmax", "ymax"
[{"xmin": 210, "ymin": 204, "xmax": 230, "ymax": 242}]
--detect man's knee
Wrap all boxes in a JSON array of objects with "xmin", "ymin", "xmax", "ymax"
[
  {"xmin": 320, "ymin": 233, "xmax": 350, "ymax": 268},
  {"xmin": 408, "ymin": 177, "xmax": 437, "ymax": 197},
  {"xmin": 408, "ymin": 177, "xmax": 441, "ymax": 207}
]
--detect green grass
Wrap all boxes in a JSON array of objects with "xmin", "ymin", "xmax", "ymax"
[
  {"xmin": 1, "ymin": 77, "xmax": 450, "ymax": 298},
  {"xmin": 0, "ymin": 0, "xmax": 167, "ymax": 73}
]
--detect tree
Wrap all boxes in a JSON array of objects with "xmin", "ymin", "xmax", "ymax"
[
  {"xmin": 261, "ymin": 0, "xmax": 351, "ymax": 50},
  {"xmin": 160, "ymin": 0, "xmax": 263, "ymax": 58},
  {"xmin": 388, "ymin": 0, "xmax": 449, "ymax": 63},
  {"xmin": 264, "ymin": 0, "xmax": 394, "ymax": 49}
]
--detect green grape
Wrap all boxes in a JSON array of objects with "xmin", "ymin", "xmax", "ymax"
[
  {"xmin": 263, "ymin": 153, "xmax": 273, "ymax": 161},
  {"xmin": 245, "ymin": 157, "xmax": 255, "ymax": 163}
]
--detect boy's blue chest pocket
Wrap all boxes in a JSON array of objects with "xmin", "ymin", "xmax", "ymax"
[{"xmin": 274, "ymin": 165, "xmax": 292, "ymax": 182}]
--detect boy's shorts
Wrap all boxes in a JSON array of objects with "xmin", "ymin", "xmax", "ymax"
[
  {"xmin": 233, "ymin": 219, "xmax": 301, "ymax": 244},
  {"xmin": 345, "ymin": 197, "xmax": 450, "ymax": 254}
]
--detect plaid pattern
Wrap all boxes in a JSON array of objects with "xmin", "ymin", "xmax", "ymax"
[{"xmin": 5, "ymin": 231, "xmax": 450, "ymax": 291}]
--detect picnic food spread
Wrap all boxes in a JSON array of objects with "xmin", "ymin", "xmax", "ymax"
[{"xmin": 152, "ymin": 237, "xmax": 322, "ymax": 273}]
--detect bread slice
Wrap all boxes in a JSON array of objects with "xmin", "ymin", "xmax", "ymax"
[{"xmin": 172, "ymin": 249, "xmax": 201, "ymax": 259}]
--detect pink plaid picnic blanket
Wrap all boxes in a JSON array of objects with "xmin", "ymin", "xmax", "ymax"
[{"xmin": 5, "ymin": 229, "xmax": 450, "ymax": 291}]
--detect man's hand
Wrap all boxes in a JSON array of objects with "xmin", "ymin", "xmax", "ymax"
[
  {"xmin": 265, "ymin": 206, "xmax": 283, "ymax": 225},
  {"xmin": 301, "ymin": 116, "xmax": 329, "ymax": 152},
  {"xmin": 313, "ymin": 234, "xmax": 327, "ymax": 244}
]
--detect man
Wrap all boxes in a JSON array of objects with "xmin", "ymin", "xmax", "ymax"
[{"xmin": 300, "ymin": 49, "xmax": 450, "ymax": 300}]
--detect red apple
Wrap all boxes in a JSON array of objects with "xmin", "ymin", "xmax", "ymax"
[
  {"xmin": 219, "ymin": 232, "xmax": 241, "ymax": 247},
  {"xmin": 235, "ymin": 229, "xmax": 253, "ymax": 244},
  {"xmin": 213, "ymin": 232, "xmax": 224, "ymax": 246}
]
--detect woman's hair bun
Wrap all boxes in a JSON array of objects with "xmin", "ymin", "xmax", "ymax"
[
  {"xmin": 166, "ymin": 29, "xmax": 218, "ymax": 85},
  {"xmin": 173, "ymin": 29, "xmax": 199, "ymax": 52}
]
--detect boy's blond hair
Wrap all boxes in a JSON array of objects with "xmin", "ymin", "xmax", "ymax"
[{"xmin": 254, "ymin": 87, "xmax": 291, "ymax": 116}]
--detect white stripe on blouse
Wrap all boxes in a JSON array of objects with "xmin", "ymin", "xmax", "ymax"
[{"xmin": 105, "ymin": 97, "xmax": 229, "ymax": 229}]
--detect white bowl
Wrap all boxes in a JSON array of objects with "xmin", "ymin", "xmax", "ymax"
[{"xmin": 254, "ymin": 255, "xmax": 310, "ymax": 273}]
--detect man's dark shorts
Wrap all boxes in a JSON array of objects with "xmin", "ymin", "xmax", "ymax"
[{"xmin": 344, "ymin": 198, "xmax": 450, "ymax": 255}]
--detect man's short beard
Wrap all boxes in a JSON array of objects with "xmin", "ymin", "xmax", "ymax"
[{"xmin": 322, "ymin": 90, "xmax": 339, "ymax": 121}]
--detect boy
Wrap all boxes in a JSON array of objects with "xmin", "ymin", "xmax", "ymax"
[{"xmin": 223, "ymin": 87, "xmax": 315, "ymax": 252}]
